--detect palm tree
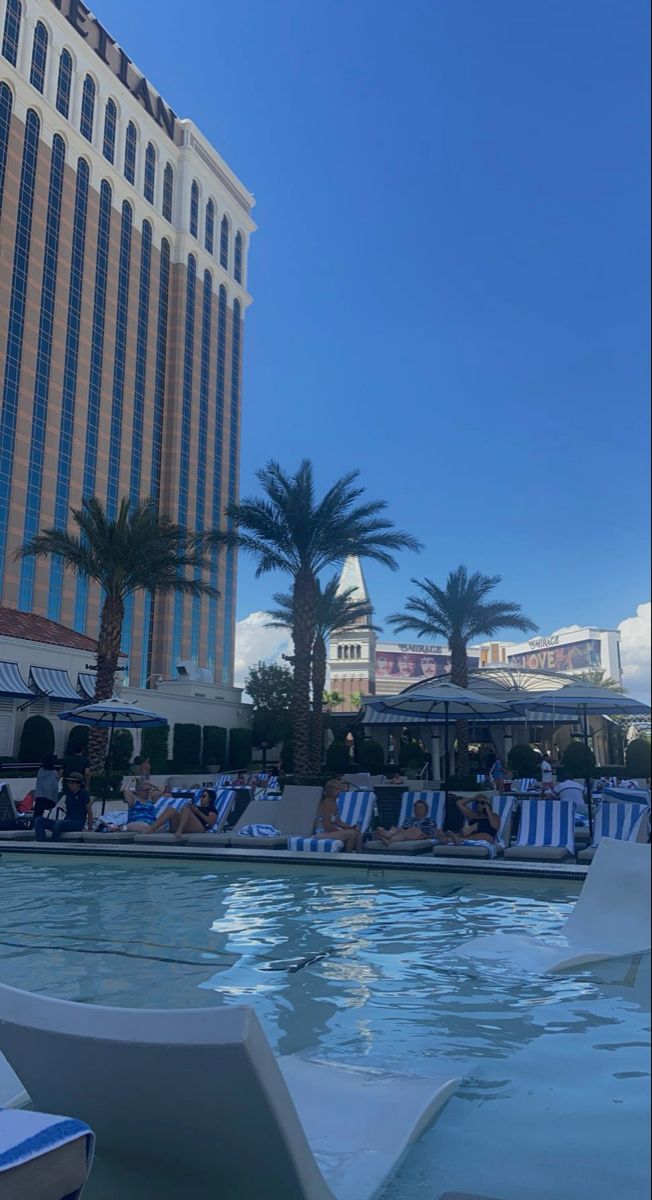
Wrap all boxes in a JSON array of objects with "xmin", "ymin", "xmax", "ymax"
[
  {"xmin": 578, "ymin": 668, "xmax": 624, "ymax": 693},
  {"xmin": 206, "ymin": 460, "xmax": 420, "ymax": 774},
  {"xmin": 17, "ymin": 497, "xmax": 217, "ymax": 770},
  {"xmin": 267, "ymin": 576, "xmax": 375, "ymax": 770},
  {"xmin": 388, "ymin": 566, "xmax": 536, "ymax": 777}
]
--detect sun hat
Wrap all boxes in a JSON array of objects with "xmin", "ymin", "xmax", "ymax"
[{"xmin": 66, "ymin": 772, "xmax": 84, "ymax": 784}]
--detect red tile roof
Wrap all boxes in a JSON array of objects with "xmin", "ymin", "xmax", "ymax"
[{"xmin": 0, "ymin": 607, "xmax": 98, "ymax": 651}]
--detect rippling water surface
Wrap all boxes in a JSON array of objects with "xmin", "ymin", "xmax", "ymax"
[{"xmin": 0, "ymin": 855, "xmax": 649, "ymax": 1199}]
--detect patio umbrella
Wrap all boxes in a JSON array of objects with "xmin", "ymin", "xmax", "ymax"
[
  {"xmin": 510, "ymin": 685, "xmax": 650, "ymax": 838},
  {"xmin": 57, "ymin": 699, "xmax": 168, "ymax": 811},
  {"xmin": 368, "ymin": 681, "xmax": 519, "ymax": 797}
]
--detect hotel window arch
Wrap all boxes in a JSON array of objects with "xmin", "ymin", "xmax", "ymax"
[
  {"xmin": 79, "ymin": 74, "xmax": 95, "ymax": 142},
  {"xmin": 144, "ymin": 141, "xmax": 156, "ymax": 203},
  {"xmin": 123, "ymin": 120, "xmax": 137, "ymax": 185},
  {"xmin": 205, "ymin": 198, "xmax": 215, "ymax": 254},
  {"xmin": 1, "ymin": 0, "xmax": 21, "ymax": 67},
  {"xmin": 219, "ymin": 214, "xmax": 229, "ymax": 269},
  {"xmin": 102, "ymin": 98, "xmax": 117, "ymax": 163},
  {"xmin": 29, "ymin": 21, "xmax": 48, "ymax": 93},
  {"xmin": 337, "ymin": 645, "xmax": 343, "ymax": 659},
  {"xmin": 356, "ymin": 645, "xmax": 361, "ymax": 659},
  {"xmin": 55, "ymin": 48, "xmax": 72, "ymax": 117},
  {"xmin": 190, "ymin": 179, "xmax": 199, "ymax": 238},
  {"xmin": 0, "ymin": 83, "xmax": 14, "ymax": 220},
  {"xmin": 162, "ymin": 161, "xmax": 174, "ymax": 222},
  {"xmin": 234, "ymin": 231, "xmax": 244, "ymax": 284}
]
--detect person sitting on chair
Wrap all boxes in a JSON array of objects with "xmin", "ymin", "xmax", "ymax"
[
  {"xmin": 313, "ymin": 784, "xmax": 363, "ymax": 852},
  {"xmin": 173, "ymin": 789, "xmax": 219, "ymax": 839},
  {"xmin": 122, "ymin": 779, "xmax": 180, "ymax": 834},
  {"xmin": 438, "ymin": 795, "xmax": 499, "ymax": 845},
  {"xmin": 375, "ymin": 799, "xmax": 438, "ymax": 845},
  {"xmin": 34, "ymin": 773, "xmax": 93, "ymax": 841}
]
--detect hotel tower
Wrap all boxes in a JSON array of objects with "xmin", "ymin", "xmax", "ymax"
[{"xmin": 0, "ymin": 0, "xmax": 255, "ymax": 686}]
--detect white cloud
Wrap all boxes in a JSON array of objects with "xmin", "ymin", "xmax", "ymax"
[
  {"xmin": 618, "ymin": 602, "xmax": 651, "ymax": 703},
  {"xmin": 550, "ymin": 624, "xmax": 583, "ymax": 636},
  {"xmin": 233, "ymin": 611, "xmax": 291, "ymax": 691}
]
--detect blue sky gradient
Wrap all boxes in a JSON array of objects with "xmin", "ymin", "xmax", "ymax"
[{"xmin": 102, "ymin": 0, "xmax": 650, "ymax": 643}]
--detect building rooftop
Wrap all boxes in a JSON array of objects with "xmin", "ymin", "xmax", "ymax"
[{"xmin": 0, "ymin": 607, "xmax": 98, "ymax": 652}]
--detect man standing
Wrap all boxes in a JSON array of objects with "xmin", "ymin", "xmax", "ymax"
[
  {"xmin": 62, "ymin": 739, "xmax": 91, "ymax": 791},
  {"xmin": 540, "ymin": 753, "xmax": 554, "ymax": 792},
  {"xmin": 34, "ymin": 773, "xmax": 93, "ymax": 841}
]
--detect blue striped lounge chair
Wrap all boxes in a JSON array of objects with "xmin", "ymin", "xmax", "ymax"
[
  {"xmin": 516, "ymin": 778, "xmax": 538, "ymax": 794},
  {"xmin": 577, "ymin": 801, "xmax": 650, "ymax": 863},
  {"xmin": 0, "ymin": 1107, "xmax": 95, "ymax": 1199},
  {"xmin": 288, "ymin": 790, "xmax": 377, "ymax": 854},
  {"xmin": 365, "ymin": 791, "xmax": 445, "ymax": 854},
  {"xmin": 603, "ymin": 785, "xmax": 651, "ymax": 805},
  {"xmin": 503, "ymin": 798, "xmax": 576, "ymax": 862},
  {"xmin": 132, "ymin": 789, "xmax": 236, "ymax": 843},
  {"xmin": 431, "ymin": 794, "xmax": 515, "ymax": 859}
]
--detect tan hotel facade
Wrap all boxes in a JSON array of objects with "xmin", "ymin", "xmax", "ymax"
[{"xmin": 0, "ymin": 0, "xmax": 255, "ymax": 687}]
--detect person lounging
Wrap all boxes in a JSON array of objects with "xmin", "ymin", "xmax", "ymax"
[
  {"xmin": 313, "ymin": 785, "xmax": 363, "ymax": 852},
  {"xmin": 435, "ymin": 795, "xmax": 500, "ymax": 845},
  {"xmin": 121, "ymin": 779, "xmax": 180, "ymax": 834},
  {"xmin": 375, "ymin": 800, "xmax": 438, "ymax": 846},
  {"xmin": 173, "ymin": 790, "xmax": 219, "ymax": 839}
]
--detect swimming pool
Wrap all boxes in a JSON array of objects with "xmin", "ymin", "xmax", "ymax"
[{"xmin": 0, "ymin": 855, "xmax": 649, "ymax": 1199}]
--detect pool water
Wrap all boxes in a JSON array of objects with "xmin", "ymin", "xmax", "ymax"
[{"xmin": 0, "ymin": 856, "xmax": 649, "ymax": 1199}]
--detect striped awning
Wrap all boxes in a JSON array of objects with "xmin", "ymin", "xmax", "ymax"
[
  {"xmin": 78, "ymin": 672, "xmax": 96, "ymax": 700},
  {"xmin": 0, "ymin": 661, "xmax": 32, "ymax": 697},
  {"xmin": 30, "ymin": 666, "xmax": 81, "ymax": 702}
]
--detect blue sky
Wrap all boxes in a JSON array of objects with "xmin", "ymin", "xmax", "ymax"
[{"xmin": 103, "ymin": 0, "xmax": 650, "ymax": 681}]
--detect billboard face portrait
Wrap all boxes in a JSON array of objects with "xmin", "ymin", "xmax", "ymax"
[{"xmin": 376, "ymin": 654, "xmax": 396, "ymax": 677}]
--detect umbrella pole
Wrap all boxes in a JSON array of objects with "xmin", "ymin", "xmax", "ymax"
[
  {"xmin": 582, "ymin": 704, "xmax": 593, "ymax": 840},
  {"xmin": 102, "ymin": 717, "xmax": 115, "ymax": 817},
  {"xmin": 444, "ymin": 702, "xmax": 450, "ymax": 802}
]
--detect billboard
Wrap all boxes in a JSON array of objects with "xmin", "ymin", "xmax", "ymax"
[
  {"xmin": 506, "ymin": 639, "xmax": 602, "ymax": 672},
  {"xmin": 375, "ymin": 646, "xmax": 480, "ymax": 682}
]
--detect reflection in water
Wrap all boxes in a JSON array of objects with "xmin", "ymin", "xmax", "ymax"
[{"xmin": 0, "ymin": 857, "xmax": 649, "ymax": 1200}]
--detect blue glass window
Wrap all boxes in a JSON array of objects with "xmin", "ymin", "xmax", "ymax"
[
  {"xmin": 124, "ymin": 121, "xmax": 137, "ymax": 185},
  {"xmin": 18, "ymin": 134, "xmax": 66, "ymax": 612},
  {"xmin": 207, "ymin": 283, "xmax": 227, "ymax": 673},
  {"xmin": 190, "ymin": 180, "xmax": 199, "ymax": 238},
  {"xmin": 205, "ymin": 199, "xmax": 215, "ymax": 254},
  {"xmin": 0, "ymin": 108, "xmax": 40, "ymax": 593},
  {"xmin": 219, "ymin": 215, "xmax": 229, "ymax": 269},
  {"xmin": 234, "ymin": 231, "xmax": 244, "ymax": 284},
  {"xmin": 162, "ymin": 162, "xmax": 174, "ymax": 222},
  {"xmin": 2, "ymin": 0, "xmax": 21, "ymax": 67},
  {"xmin": 0, "ymin": 83, "xmax": 13, "ymax": 221},
  {"xmin": 49, "ymin": 157, "xmax": 90, "ymax": 620},
  {"xmin": 102, "ymin": 99, "xmax": 117, "ymax": 163},
  {"xmin": 29, "ymin": 21, "xmax": 48, "ymax": 93},
  {"xmin": 222, "ymin": 299, "xmax": 242, "ymax": 682},
  {"xmin": 74, "ymin": 178, "xmax": 113, "ymax": 632},
  {"xmin": 80, "ymin": 74, "xmax": 95, "ymax": 142},
  {"xmin": 144, "ymin": 142, "xmax": 156, "ymax": 203},
  {"xmin": 191, "ymin": 270, "xmax": 213, "ymax": 660},
  {"xmin": 107, "ymin": 201, "xmax": 133, "ymax": 517},
  {"xmin": 171, "ymin": 255, "xmax": 196, "ymax": 670},
  {"xmin": 55, "ymin": 49, "xmax": 72, "ymax": 118}
]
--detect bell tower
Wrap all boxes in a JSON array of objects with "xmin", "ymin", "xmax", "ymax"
[{"xmin": 327, "ymin": 557, "xmax": 377, "ymax": 709}]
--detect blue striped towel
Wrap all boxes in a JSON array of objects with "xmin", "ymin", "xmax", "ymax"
[
  {"xmin": 237, "ymin": 824, "xmax": 282, "ymax": 837},
  {"xmin": 0, "ymin": 1109, "xmax": 94, "ymax": 1197}
]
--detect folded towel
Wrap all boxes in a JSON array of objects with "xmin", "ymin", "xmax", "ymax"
[
  {"xmin": 237, "ymin": 824, "xmax": 282, "ymax": 838},
  {"xmin": 0, "ymin": 1108, "xmax": 95, "ymax": 1197}
]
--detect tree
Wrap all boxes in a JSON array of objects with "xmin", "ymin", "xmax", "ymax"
[
  {"xmin": 625, "ymin": 738, "xmax": 651, "ymax": 778},
  {"xmin": 245, "ymin": 662, "xmax": 294, "ymax": 757},
  {"xmin": 206, "ymin": 460, "xmax": 419, "ymax": 773},
  {"xmin": 388, "ymin": 566, "xmax": 536, "ymax": 777},
  {"xmin": 563, "ymin": 740, "xmax": 595, "ymax": 777},
  {"xmin": 267, "ymin": 576, "xmax": 375, "ymax": 771},
  {"xmin": 577, "ymin": 669, "xmax": 624, "ymax": 693},
  {"xmin": 18, "ymin": 715, "xmax": 54, "ymax": 762},
  {"xmin": 17, "ymin": 497, "xmax": 217, "ymax": 770},
  {"xmin": 507, "ymin": 743, "xmax": 540, "ymax": 779}
]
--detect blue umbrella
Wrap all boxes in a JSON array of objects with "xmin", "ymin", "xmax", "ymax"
[{"xmin": 58, "ymin": 699, "xmax": 168, "ymax": 811}]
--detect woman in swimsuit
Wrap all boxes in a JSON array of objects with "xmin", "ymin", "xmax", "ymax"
[
  {"xmin": 375, "ymin": 799, "xmax": 438, "ymax": 845},
  {"xmin": 313, "ymin": 781, "xmax": 363, "ymax": 852},
  {"xmin": 437, "ymin": 794, "xmax": 499, "ymax": 845},
  {"xmin": 173, "ymin": 789, "xmax": 219, "ymax": 839}
]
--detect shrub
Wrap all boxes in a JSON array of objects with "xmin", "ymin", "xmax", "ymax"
[
  {"xmin": 625, "ymin": 738, "xmax": 651, "ymax": 779},
  {"xmin": 507, "ymin": 744, "xmax": 540, "ymax": 779},
  {"xmin": 229, "ymin": 727, "xmax": 252, "ymax": 769},
  {"xmin": 90, "ymin": 771, "xmax": 124, "ymax": 800},
  {"xmin": 141, "ymin": 725, "xmax": 168, "ymax": 772},
  {"xmin": 562, "ymin": 740, "xmax": 596, "ymax": 777},
  {"xmin": 65, "ymin": 725, "xmax": 89, "ymax": 754},
  {"xmin": 172, "ymin": 723, "xmax": 201, "ymax": 770},
  {"xmin": 357, "ymin": 739, "xmax": 384, "ymax": 773},
  {"xmin": 18, "ymin": 715, "xmax": 55, "ymax": 762},
  {"xmin": 110, "ymin": 729, "xmax": 133, "ymax": 772},
  {"xmin": 280, "ymin": 741, "xmax": 294, "ymax": 773},
  {"xmin": 203, "ymin": 725, "xmax": 227, "ymax": 768},
  {"xmin": 447, "ymin": 775, "xmax": 486, "ymax": 792},
  {"xmin": 399, "ymin": 740, "xmax": 427, "ymax": 770},
  {"xmin": 325, "ymin": 740, "xmax": 351, "ymax": 772}
]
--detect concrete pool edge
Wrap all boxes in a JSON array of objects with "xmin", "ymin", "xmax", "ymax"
[{"xmin": 0, "ymin": 841, "xmax": 589, "ymax": 881}]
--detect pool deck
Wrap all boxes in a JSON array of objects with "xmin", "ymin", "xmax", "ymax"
[{"xmin": 0, "ymin": 840, "xmax": 589, "ymax": 881}]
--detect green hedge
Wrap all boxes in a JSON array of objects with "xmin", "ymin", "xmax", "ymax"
[
  {"xmin": 90, "ymin": 771, "xmax": 124, "ymax": 801},
  {"xmin": 507, "ymin": 744, "xmax": 540, "ymax": 779},
  {"xmin": 203, "ymin": 726, "xmax": 227, "ymax": 768},
  {"xmin": 110, "ymin": 729, "xmax": 133, "ymax": 771},
  {"xmin": 141, "ymin": 726, "xmax": 169, "ymax": 772},
  {"xmin": 18, "ymin": 715, "xmax": 55, "ymax": 762},
  {"xmin": 357, "ymin": 739, "xmax": 384, "ymax": 773},
  {"xmin": 280, "ymin": 742, "xmax": 294, "ymax": 773},
  {"xmin": 228, "ymin": 727, "xmax": 252, "ymax": 769},
  {"xmin": 399, "ymin": 740, "xmax": 427, "ymax": 770},
  {"xmin": 172, "ymin": 724, "xmax": 201, "ymax": 770},
  {"xmin": 65, "ymin": 725, "xmax": 89, "ymax": 754},
  {"xmin": 625, "ymin": 738, "xmax": 651, "ymax": 778},
  {"xmin": 562, "ymin": 741, "xmax": 596, "ymax": 777},
  {"xmin": 325, "ymin": 741, "xmax": 351, "ymax": 772}
]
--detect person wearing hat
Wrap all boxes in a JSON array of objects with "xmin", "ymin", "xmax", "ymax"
[{"xmin": 34, "ymin": 772, "xmax": 93, "ymax": 841}]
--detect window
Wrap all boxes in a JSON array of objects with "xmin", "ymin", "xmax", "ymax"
[
  {"xmin": 337, "ymin": 646, "xmax": 342, "ymax": 659},
  {"xmin": 162, "ymin": 162, "xmax": 174, "ymax": 222},
  {"xmin": 356, "ymin": 645, "xmax": 361, "ymax": 659},
  {"xmin": 234, "ymin": 231, "xmax": 243, "ymax": 284},
  {"xmin": 79, "ymin": 74, "xmax": 95, "ymax": 142},
  {"xmin": 102, "ymin": 99, "xmax": 117, "ymax": 163},
  {"xmin": 1, "ymin": 0, "xmax": 21, "ymax": 67},
  {"xmin": 191, "ymin": 270, "xmax": 213, "ymax": 659},
  {"xmin": 190, "ymin": 180, "xmax": 199, "ymax": 238},
  {"xmin": 150, "ymin": 238, "xmax": 170, "ymax": 504},
  {"xmin": 123, "ymin": 121, "xmax": 137, "ymax": 185},
  {"xmin": 29, "ymin": 21, "xmax": 48, "ymax": 93},
  {"xmin": 128, "ymin": 220, "xmax": 153, "ymax": 501},
  {"xmin": 143, "ymin": 141, "xmax": 156, "ymax": 204},
  {"xmin": 171, "ymin": 255, "xmax": 197, "ymax": 669},
  {"xmin": 107, "ymin": 201, "xmax": 133, "ymax": 517},
  {"xmin": 55, "ymin": 49, "xmax": 72, "ymax": 118},
  {"xmin": 0, "ymin": 82, "xmax": 13, "ymax": 221},
  {"xmin": 205, "ymin": 199, "xmax": 215, "ymax": 254},
  {"xmin": 222, "ymin": 298, "xmax": 242, "ymax": 682},
  {"xmin": 219, "ymin": 215, "xmax": 229, "ymax": 269},
  {"xmin": 206, "ymin": 283, "xmax": 228, "ymax": 672}
]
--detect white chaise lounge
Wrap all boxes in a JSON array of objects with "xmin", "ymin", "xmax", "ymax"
[
  {"xmin": 0, "ymin": 1107, "xmax": 94, "ymax": 1200},
  {"xmin": 0, "ymin": 986, "xmax": 458, "ymax": 1200}
]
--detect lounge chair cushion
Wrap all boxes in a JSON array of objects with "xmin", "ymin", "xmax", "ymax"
[
  {"xmin": 229, "ymin": 835, "xmax": 288, "ymax": 849},
  {"xmin": 0, "ymin": 830, "xmax": 33, "ymax": 840},
  {"xmin": 287, "ymin": 837, "xmax": 345, "ymax": 852},
  {"xmin": 364, "ymin": 839, "xmax": 434, "ymax": 854},
  {"xmin": 0, "ymin": 1109, "xmax": 94, "ymax": 1200},
  {"xmin": 503, "ymin": 846, "xmax": 571, "ymax": 861},
  {"xmin": 432, "ymin": 843, "xmax": 494, "ymax": 858},
  {"xmin": 81, "ymin": 832, "xmax": 135, "ymax": 843},
  {"xmin": 577, "ymin": 847, "xmax": 596, "ymax": 863}
]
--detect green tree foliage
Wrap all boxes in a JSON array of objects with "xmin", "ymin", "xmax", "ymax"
[
  {"xmin": 625, "ymin": 738, "xmax": 651, "ymax": 778},
  {"xmin": 357, "ymin": 739, "xmax": 384, "ymax": 773},
  {"xmin": 141, "ymin": 725, "xmax": 168, "ymax": 772},
  {"xmin": 229, "ymin": 728, "xmax": 253, "ymax": 769},
  {"xmin": 399, "ymin": 739, "xmax": 427, "ymax": 771},
  {"xmin": 203, "ymin": 726, "xmax": 227, "ymax": 768},
  {"xmin": 18, "ymin": 715, "xmax": 55, "ymax": 762},
  {"xmin": 562, "ymin": 740, "xmax": 596, "ymax": 777},
  {"xmin": 325, "ymin": 739, "xmax": 351, "ymax": 772},
  {"xmin": 65, "ymin": 725, "xmax": 89, "ymax": 753},
  {"xmin": 507, "ymin": 744, "xmax": 540, "ymax": 779},
  {"xmin": 110, "ymin": 729, "xmax": 133, "ymax": 771},
  {"xmin": 172, "ymin": 724, "xmax": 201, "ymax": 770}
]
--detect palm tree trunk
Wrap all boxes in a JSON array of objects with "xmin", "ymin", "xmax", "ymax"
[
  {"xmin": 450, "ymin": 638, "xmax": 470, "ymax": 780},
  {"xmin": 89, "ymin": 593, "xmax": 125, "ymax": 773},
  {"xmin": 310, "ymin": 633, "xmax": 327, "ymax": 772},
  {"xmin": 292, "ymin": 570, "xmax": 316, "ymax": 775}
]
